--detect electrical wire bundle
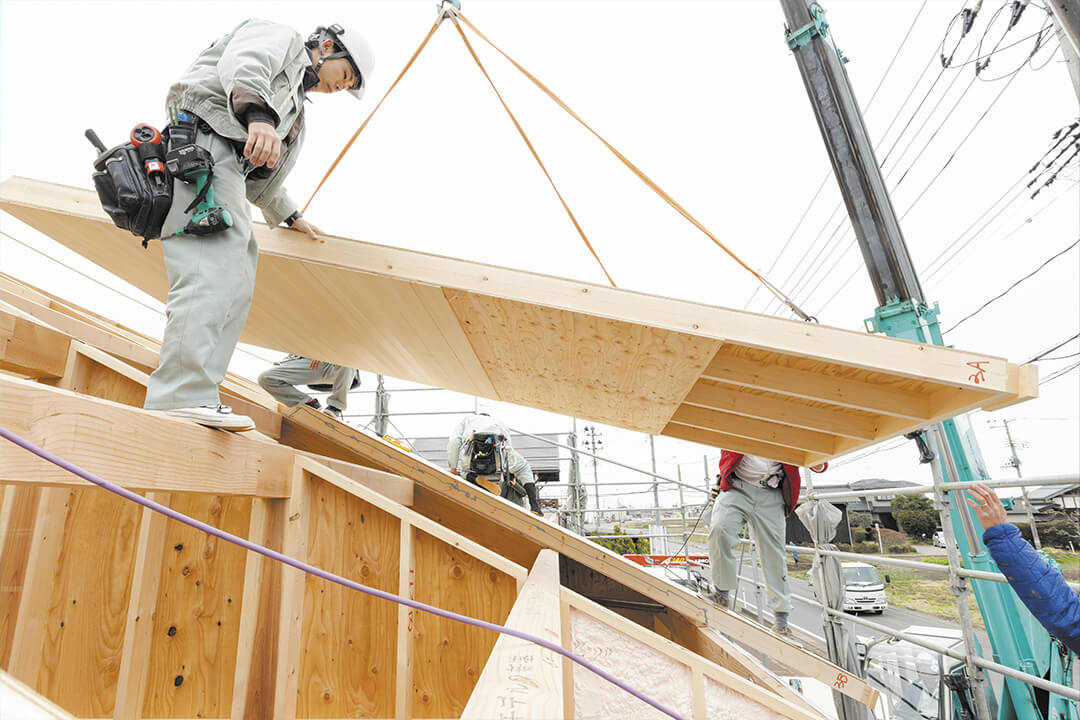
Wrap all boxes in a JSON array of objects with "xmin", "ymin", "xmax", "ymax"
[
  {"xmin": 751, "ymin": 0, "xmax": 1066, "ymax": 321},
  {"xmin": 1028, "ymin": 120, "xmax": 1080, "ymax": 198}
]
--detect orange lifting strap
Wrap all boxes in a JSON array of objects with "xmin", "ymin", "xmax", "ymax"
[{"xmin": 304, "ymin": 11, "xmax": 812, "ymax": 316}]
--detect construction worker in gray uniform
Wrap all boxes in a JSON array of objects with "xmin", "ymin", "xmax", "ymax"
[
  {"xmin": 258, "ymin": 355, "xmax": 360, "ymax": 420},
  {"xmin": 143, "ymin": 19, "xmax": 374, "ymax": 431},
  {"xmin": 447, "ymin": 413, "xmax": 544, "ymax": 516}
]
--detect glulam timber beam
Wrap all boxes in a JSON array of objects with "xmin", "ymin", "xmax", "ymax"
[{"xmin": 0, "ymin": 375, "xmax": 292, "ymax": 497}]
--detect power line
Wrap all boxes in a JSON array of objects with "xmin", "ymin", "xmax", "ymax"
[
  {"xmin": 943, "ymin": 237, "xmax": 1080, "ymax": 333},
  {"xmin": 814, "ymin": 176, "xmax": 1080, "ymax": 317},
  {"xmin": 792, "ymin": 9, "xmax": 1055, "ymax": 315},
  {"xmin": 927, "ymin": 179, "xmax": 1080, "ymax": 284},
  {"xmin": 1038, "ymin": 351, "xmax": 1080, "ymax": 361},
  {"xmin": 774, "ymin": 40, "xmax": 985, "ymax": 315},
  {"xmin": 897, "ymin": 70, "xmax": 1021, "ymax": 219},
  {"xmin": 744, "ymin": 0, "xmax": 933, "ymax": 311},
  {"xmin": 1039, "ymin": 360, "xmax": 1080, "ymax": 385},
  {"xmin": 919, "ymin": 171, "xmax": 1029, "ymax": 278},
  {"xmin": 758, "ymin": 2, "xmax": 965, "ymax": 316},
  {"xmin": 1026, "ymin": 333, "xmax": 1080, "ymax": 363}
]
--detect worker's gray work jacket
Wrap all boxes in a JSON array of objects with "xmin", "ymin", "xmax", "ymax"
[{"xmin": 165, "ymin": 18, "xmax": 308, "ymax": 227}]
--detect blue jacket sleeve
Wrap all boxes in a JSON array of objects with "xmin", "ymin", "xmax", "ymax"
[{"xmin": 983, "ymin": 524, "xmax": 1080, "ymax": 654}]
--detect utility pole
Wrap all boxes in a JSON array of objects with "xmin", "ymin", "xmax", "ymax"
[
  {"xmin": 989, "ymin": 418, "xmax": 1041, "ymax": 549},
  {"xmin": 582, "ymin": 425, "xmax": 604, "ymax": 524},
  {"xmin": 650, "ymin": 435, "xmax": 660, "ymax": 530},
  {"xmin": 568, "ymin": 420, "xmax": 584, "ymax": 534},
  {"xmin": 1048, "ymin": 0, "xmax": 1080, "ymax": 100},
  {"xmin": 373, "ymin": 374, "xmax": 389, "ymax": 436}
]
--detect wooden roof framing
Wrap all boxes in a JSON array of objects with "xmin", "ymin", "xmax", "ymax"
[
  {"xmin": 0, "ymin": 176, "xmax": 1037, "ymax": 466},
  {"xmin": 0, "ymin": 273, "xmax": 881, "ymax": 717}
]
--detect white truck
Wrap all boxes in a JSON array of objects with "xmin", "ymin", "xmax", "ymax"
[
  {"xmin": 840, "ymin": 562, "xmax": 888, "ymax": 614},
  {"xmin": 808, "ymin": 561, "xmax": 889, "ymax": 614}
]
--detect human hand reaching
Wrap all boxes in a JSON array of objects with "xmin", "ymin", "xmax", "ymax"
[{"xmin": 966, "ymin": 483, "xmax": 1008, "ymax": 531}]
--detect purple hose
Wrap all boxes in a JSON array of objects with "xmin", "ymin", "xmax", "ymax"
[{"xmin": 0, "ymin": 425, "xmax": 688, "ymax": 720}]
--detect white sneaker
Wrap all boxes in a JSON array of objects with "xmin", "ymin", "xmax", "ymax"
[
  {"xmin": 164, "ymin": 404, "xmax": 255, "ymax": 432},
  {"xmin": 322, "ymin": 406, "xmax": 343, "ymax": 421}
]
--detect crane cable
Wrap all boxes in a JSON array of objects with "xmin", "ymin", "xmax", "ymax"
[
  {"xmin": 305, "ymin": 10, "xmax": 815, "ymax": 319},
  {"xmin": 303, "ymin": 18, "xmax": 443, "ymax": 214},
  {"xmin": 455, "ymin": 13, "xmax": 814, "ymax": 320},
  {"xmin": 449, "ymin": 18, "xmax": 615, "ymax": 286}
]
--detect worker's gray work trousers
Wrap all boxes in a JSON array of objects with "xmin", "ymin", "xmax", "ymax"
[
  {"xmin": 258, "ymin": 357, "xmax": 354, "ymax": 411},
  {"xmin": 707, "ymin": 478, "xmax": 792, "ymax": 614},
  {"xmin": 144, "ymin": 127, "xmax": 258, "ymax": 410}
]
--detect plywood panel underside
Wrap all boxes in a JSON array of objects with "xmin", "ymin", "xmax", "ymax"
[{"xmin": 0, "ymin": 176, "xmax": 1036, "ymax": 465}]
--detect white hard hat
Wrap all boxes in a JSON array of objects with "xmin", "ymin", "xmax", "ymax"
[{"xmin": 310, "ymin": 23, "xmax": 375, "ymax": 101}]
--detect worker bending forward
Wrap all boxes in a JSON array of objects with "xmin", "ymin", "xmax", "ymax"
[
  {"xmin": 706, "ymin": 452, "xmax": 826, "ymax": 638},
  {"xmin": 258, "ymin": 355, "xmax": 359, "ymax": 420},
  {"xmin": 144, "ymin": 19, "xmax": 373, "ymax": 430},
  {"xmin": 447, "ymin": 413, "xmax": 544, "ymax": 516}
]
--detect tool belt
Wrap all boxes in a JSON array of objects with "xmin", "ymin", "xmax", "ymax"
[{"xmin": 87, "ymin": 127, "xmax": 173, "ymax": 247}]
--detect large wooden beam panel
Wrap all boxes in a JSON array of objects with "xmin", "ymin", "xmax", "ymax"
[
  {"xmin": 2, "ymin": 176, "xmax": 1030, "ymax": 463},
  {"xmin": 461, "ymin": 549, "xmax": 563, "ymax": 719},
  {"xmin": 0, "ymin": 376, "xmax": 292, "ymax": 497}
]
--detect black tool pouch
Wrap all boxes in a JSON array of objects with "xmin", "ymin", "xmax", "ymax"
[{"xmin": 89, "ymin": 136, "xmax": 172, "ymax": 247}]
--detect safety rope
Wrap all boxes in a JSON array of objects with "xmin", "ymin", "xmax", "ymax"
[
  {"xmin": 450, "ymin": 19, "xmax": 616, "ymax": 287},
  {"xmin": 456, "ymin": 14, "xmax": 814, "ymax": 321},
  {"xmin": 303, "ymin": 19, "xmax": 443, "ymax": 213},
  {"xmin": 0, "ymin": 425, "xmax": 687, "ymax": 720}
]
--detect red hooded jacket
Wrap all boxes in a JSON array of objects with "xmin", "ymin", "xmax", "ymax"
[{"xmin": 716, "ymin": 450, "xmax": 827, "ymax": 515}]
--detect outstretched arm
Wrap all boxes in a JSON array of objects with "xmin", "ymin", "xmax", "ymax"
[{"xmin": 967, "ymin": 484, "xmax": 1080, "ymax": 653}]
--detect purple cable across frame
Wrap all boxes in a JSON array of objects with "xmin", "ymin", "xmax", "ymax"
[{"xmin": 0, "ymin": 425, "xmax": 689, "ymax": 720}]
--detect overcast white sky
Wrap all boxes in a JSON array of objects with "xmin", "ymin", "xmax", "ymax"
[{"xmin": 1, "ymin": 0, "xmax": 1077, "ymax": 510}]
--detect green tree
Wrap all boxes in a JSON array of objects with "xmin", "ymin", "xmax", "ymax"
[
  {"xmin": 892, "ymin": 495, "xmax": 937, "ymax": 539},
  {"xmin": 590, "ymin": 525, "xmax": 651, "ymax": 555},
  {"xmin": 848, "ymin": 511, "xmax": 873, "ymax": 528}
]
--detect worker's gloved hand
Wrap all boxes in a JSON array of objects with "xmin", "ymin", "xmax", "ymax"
[
  {"xmin": 525, "ymin": 482, "xmax": 543, "ymax": 517},
  {"xmin": 710, "ymin": 484, "xmax": 721, "ymax": 500}
]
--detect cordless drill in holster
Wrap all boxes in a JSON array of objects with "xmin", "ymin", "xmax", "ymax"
[{"xmin": 165, "ymin": 110, "xmax": 233, "ymax": 236}]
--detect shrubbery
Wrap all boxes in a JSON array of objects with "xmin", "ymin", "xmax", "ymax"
[
  {"xmin": 887, "ymin": 544, "xmax": 916, "ymax": 554},
  {"xmin": 590, "ymin": 525, "xmax": 651, "ymax": 555},
  {"xmin": 1014, "ymin": 519, "xmax": 1080, "ymax": 550},
  {"xmin": 892, "ymin": 496, "xmax": 937, "ymax": 539}
]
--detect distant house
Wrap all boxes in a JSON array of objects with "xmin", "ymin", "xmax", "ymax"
[
  {"xmin": 1008, "ymin": 480, "xmax": 1080, "ymax": 521},
  {"xmin": 788, "ymin": 478, "xmax": 924, "ymax": 544},
  {"xmin": 410, "ymin": 432, "xmax": 562, "ymax": 484}
]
